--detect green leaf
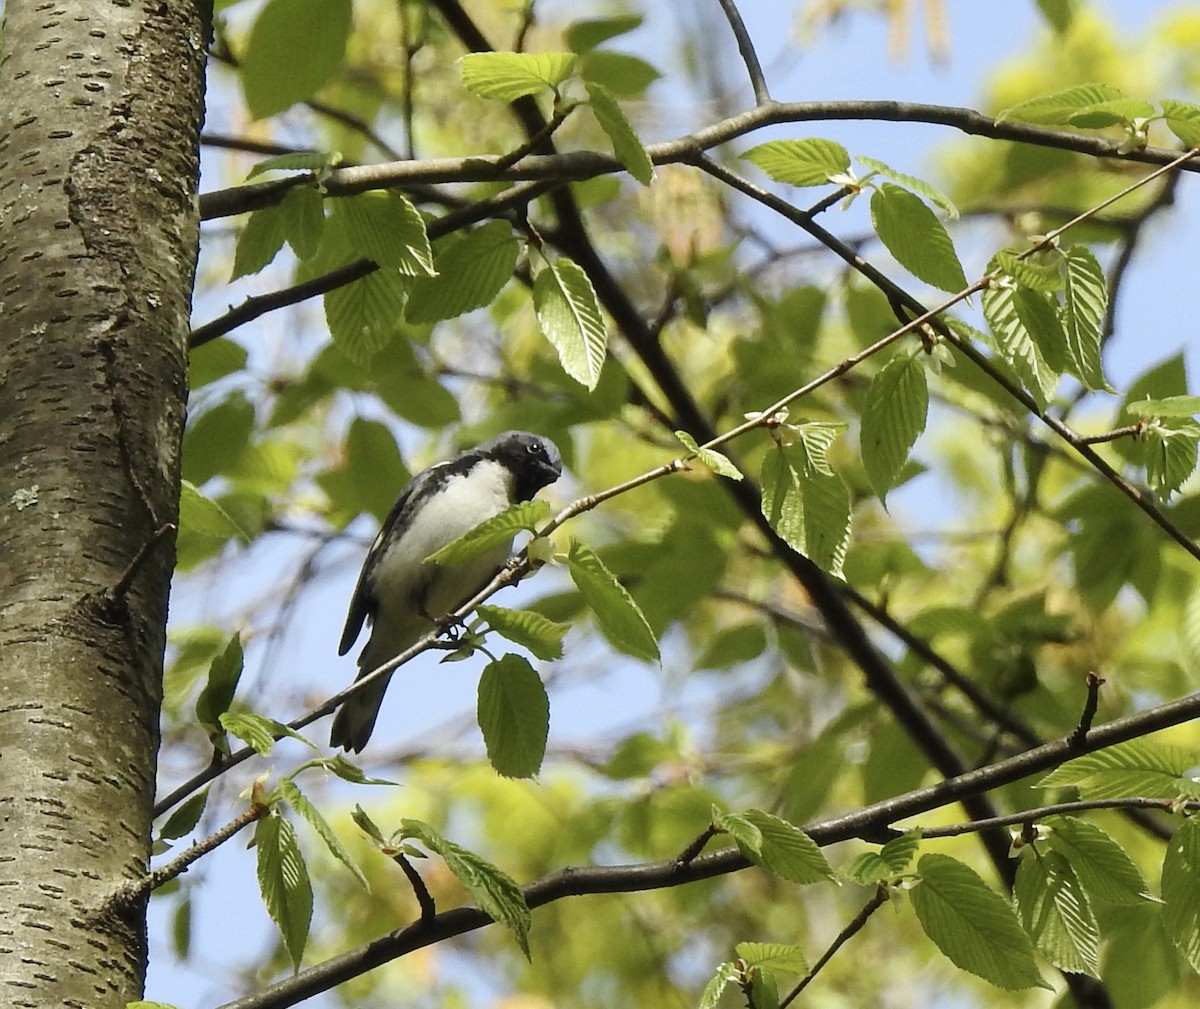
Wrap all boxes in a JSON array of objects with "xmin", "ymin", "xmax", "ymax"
[
  {"xmin": 565, "ymin": 14, "xmax": 644, "ymax": 52},
  {"xmin": 1142, "ymin": 419, "xmax": 1200, "ymax": 498},
  {"xmin": 317, "ymin": 417, "xmax": 410, "ymax": 525},
  {"xmin": 1014, "ymin": 850, "xmax": 1100, "ymax": 977},
  {"xmin": 760, "ymin": 440, "xmax": 851, "ymax": 578},
  {"xmin": 323, "ymin": 755, "xmax": 399, "ymax": 787},
  {"xmin": 712, "ymin": 807, "xmax": 763, "ymax": 851},
  {"xmin": 741, "ymin": 138, "xmax": 851, "ymax": 187},
  {"xmin": 860, "ymin": 354, "xmax": 929, "ymax": 501},
  {"xmin": 219, "ymin": 711, "xmax": 278, "ymax": 756},
  {"xmin": 675, "ymin": 430, "xmax": 743, "ymax": 480},
  {"xmin": 333, "ymin": 192, "xmax": 435, "ymax": 276},
  {"xmin": 1162, "ymin": 817, "xmax": 1200, "ymax": 971},
  {"xmin": 276, "ymin": 780, "xmax": 368, "ymax": 890},
  {"xmin": 911, "ymin": 853, "xmax": 1045, "ymax": 990},
  {"xmin": 1035, "ymin": 0, "xmax": 1078, "ymax": 32},
  {"xmin": 1035, "ymin": 738, "xmax": 1200, "ymax": 799},
  {"xmin": 996, "ymin": 83, "xmax": 1127, "ymax": 125},
  {"xmin": 459, "ymin": 51, "xmax": 576, "ymax": 102},
  {"xmin": 178, "ymin": 480, "xmax": 248, "ymax": 542},
  {"xmin": 585, "ymin": 81, "xmax": 654, "ymax": 185},
  {"xmin": 1067, "ymin": 97, "xmax": 1155, "ymax": 128},
  {"xmin": 533, "ymin": 256, "xmax": 607, "ymax": 390},
  {"xmin": 246, "ymin": 151, "xmax": 342, "ymax": 179},
  {"xmin": 240, "ymin": 0, "xmax": 353, "ymax": 119},
  {"xmin": 189, "ymin": 338, "xmax": 248, "ymax": 390},
  {"xmin": 566, "ymin": 538, "xmax": 660, "ymax": 662},
  {"xmin": 405, "ymin": 221, "xmax": 521, "ymax": 324},
  {"xmin": 1060, "ymin": 245, "xmax": 1111, "ymax": 391},
  {"xmin": 856, "ymin": 156, "xmax": 959, "ymax": 218},
  {"xmin": 323, "ymin": 268, "xmax": 407, "ymax": 366},
  {"xmin": 576, "ymin": 51, "xmax": 660, "ymax": 96},
  {"xmin": 847, "ymin": 832, "xmax": 920, "ymax": 883},
  {"xmin": 697, "ymin": 962, "xmax": 740, "ymax": 1009},
  {"xmin": 1125, "ymin": 395, "xmax": 1200, "ymax": 419},
  {"xmin": 980, "ymin": 279, "xmax": 1058, "ymax": 409},
  {"xmin": 195, "ymin": 634, "xmax": 244, "ymax": 744},
  {"xmin": 425, "ymin": 499, "xmax": 549, "ymax": 566},
  {"xmin": 157, "ymin": 788, "xmax": 209, "ymax": 842},
  {"xmin": 734, "ymin": 941, "xmax": 808, "ymax": 974},
  {"xmin": 401, "ymin": 818, "xmax": 532, "ymax": 957},
  {"xmin": 231, "ymin": 202, "xmax": 287, "ymax": 280},
  {"xmin": 870, "ymin": 184, "xmax": 967, "ymax": 293},
  {"xmin": 477, "ymin": 604, "xmax": 567, "ymax": 661},
  {"xmin": 278, "ymin": 186, "xmax": 326, "ymax": 261},
  {"xmin": 723, "ymin": 808, "xmax": 834, "ymax": 884},
  {"xmin": 1046, "ymin": 816, "xmax": 1149, "ymax": 906},
  {"xmin": 255, "ymin": 814, "xmax": 313, "ymax": 970},
  {"xmin": 1161, "ymin": 98, "xmax": 1200, "ymax": 147},
  {"xmin": 477, "ymin": 654, "xmax": 550, "ymax": 778}
]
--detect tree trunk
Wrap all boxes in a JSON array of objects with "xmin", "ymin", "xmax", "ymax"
[{"xmin": 0, "ymin": 2, "xmax": 207, "ymax": 1005}]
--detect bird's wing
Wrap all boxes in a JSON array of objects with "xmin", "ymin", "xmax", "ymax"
[{"xmin": 337, "ymin": 461, "xmax": 448, "ymax": 656}]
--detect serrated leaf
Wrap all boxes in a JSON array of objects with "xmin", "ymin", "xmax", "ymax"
[
  {"xmin": 1060, "ymin": 245, "xmax": 1111, "ymax": 391},
  {"xmin": 675, "ymin": 430, "xmax": 743, "ymax": 480},
  {"xmin": 241, "ymin": 0, "xmax": 352, "ymax": 119},
  {"xmin": 1014, "ymin": 850, "xmax": 1101, "ymax": 977},
  {"xmin": 219, "ymin": 711, "xmax": 278, "ymax": 756},
  {"xmin": 857, "ymin": 156, "xmax": 958, "ymax": 218},
  {"xmin": 846, "ymin": 850, "xmax": 894, "ymax": 884},
  {"xmin": 870, "ymin": 184, "xmax": 967, "ymax": 293},
  {"xmin": 179, "ymin": 480, "xmax": 248, "ymax": 542},
  {"xmin": 1067, "ymin": 97, "xmax": 1155, "ymax": 128},
  {"xmin": 477, "ymin": 604, "xmax": 567, "ymax": 661},
  {"xmin": 742, "ymin": 138, "xmax": 850, "ymax": 187},
  {"xmin": 585, "ymin": 81, "xmax": 654, "ymax": 185},
  {"xmin": 333, "ymin": 192, "xmax": 434, "ymax": 276},
  {"xmin": 401, "ymin": 818, "xmax": 532, "ymax": 957},
  {"xmin": 991, "ymin": 248, "xmax": 1063, "ymax": 293},
  {"xmin": 277, "ymin": 780, "xmax": 368, "ymax": 890},
  {"xmin": 425, "ymin": 499, "xmax": 548, "ymax": 566},
  {"xmin": 697, "ymin": 962, "xmax": 740, "ymax": 1009},
  {"xmin": 1163, "ymin": 816, "xmax": 1200, "ymax": 971},
  {"xmin": 1143, "ymin": 419, "xmax": 1200, "ymax": 498},
  {"xmin": 323, "ymin": 267, "xmax": 407, "ymax": 366},
  {"xmin": 158, "ymin": 788, "xmax": 210, "ymax": 842},
  {"xmin": 405, "ymin": 221, "xmax": 521, "ymax": 323},
  {"xmin": 713, "ymin": 808, "xmax": 764, "ymax": 851},
  {"xmin": 760, "ymin": 441, "xmax": 851, "ymax": 578},
  {"xmin": 981, "ymin": 280, "xmax": 1057, "ymax": 409},
  {"xmin": 255, "ymin": 814, "xmax": 313, "ymax": 970},
  {"xmin": 459, "ymin": 51, "xmax": 576, "ymax": 102},
  {"xmin": 567, "ymin": 538, "xmax": 660, "ymax": 661},
  {"xmin": 1036, "ymin": 738, "xmax": 1200, "ymax": 799},
  {"xmin": 880, "ymin": 832, "xmax": 920, "ymax": 872},
  {"xmin": 996, "ymin": 83, "xmax": 1127, "ymax": 125},
  {"xmin": 246, "ymin": 151, "xmax": 341, "ymax": 179},
  {"xmin": 735, "ymin": 942, "xmax": 808, "ymax": 974},
  {"xmin": 1161, "ymin": 98, "xmax": 1200, "ymax": 147},
  {"xmin": 861, "ymin": 354, "xmax": 929, "ymax": 501},
  {"xmin": 911, "ymin": 853, "xmax": 1045, "ymax": 990},
  {"xmin": 279, "ymin": 186, "xmax": 326, "ymax": 261},
  {"xmin": 730, "ymin": 809, "xmax": 834, "ymax": 884},
  {"xmin": 533, "ymin": 257, "xmax": 607, "ymax": 389},
  {"xmin": 576, "ymin": 51, "xmax": 660, "ymax": 96},
  {"xmin": 477, "ymin": 654, "xmax": 550, "ymax": 778},
  {"xmin": 232, "ymin": 202, "xmax": 287, "ymax": 280},
  {"xmin": 1046, "ymin": 816, "xmax": 1149, "ymax": 905},
  {"xmin": 195, "ymin": 633, "xmax": 244, "ymax": 743}
]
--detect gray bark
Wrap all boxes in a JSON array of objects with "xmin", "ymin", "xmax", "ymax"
[{"xmin": 0, "ymin": 1, "xmax": 207, "ymax": 1005}]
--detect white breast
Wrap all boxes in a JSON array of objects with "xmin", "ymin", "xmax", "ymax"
[{"xmin": 364, "ymin": 459, "xmax": 516, "ymax": 664}]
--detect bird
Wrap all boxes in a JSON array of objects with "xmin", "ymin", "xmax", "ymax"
[{"xmin": 330, "ymin": 430, "xmax": 563, "ymax": 752}]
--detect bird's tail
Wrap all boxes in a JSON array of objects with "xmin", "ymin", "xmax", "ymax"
[{"xmin": 330, "ymin": 668, "xmax": 394, "ymax": 753}]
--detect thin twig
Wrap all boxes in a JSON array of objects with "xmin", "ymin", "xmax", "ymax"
[
  {"xmin": 780, "ymin": 889, "xmax": 889, "ymax": 1007},
  {"xmin": 394, "ymin": 853, "xmax": 437, "ymax": 922},
  {"xmin": 714, "ymin": 0, "xmax": 771, "ymax": 104},
  {"xmin": 1070, "ymin": 672, "xmax": 1106, "ymax": 749},
  {"xmin": 1076, "ymin": 423, "xmax": 1143, "ymax": 445},
  {"xmin": 919, "ymin": 795, "xmax": 1181, "ymax": 839}
]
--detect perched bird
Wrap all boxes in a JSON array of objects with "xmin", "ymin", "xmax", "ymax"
[{"xmin": 331, "ymin": 430, "xmax": 563, "ymax": 752}]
